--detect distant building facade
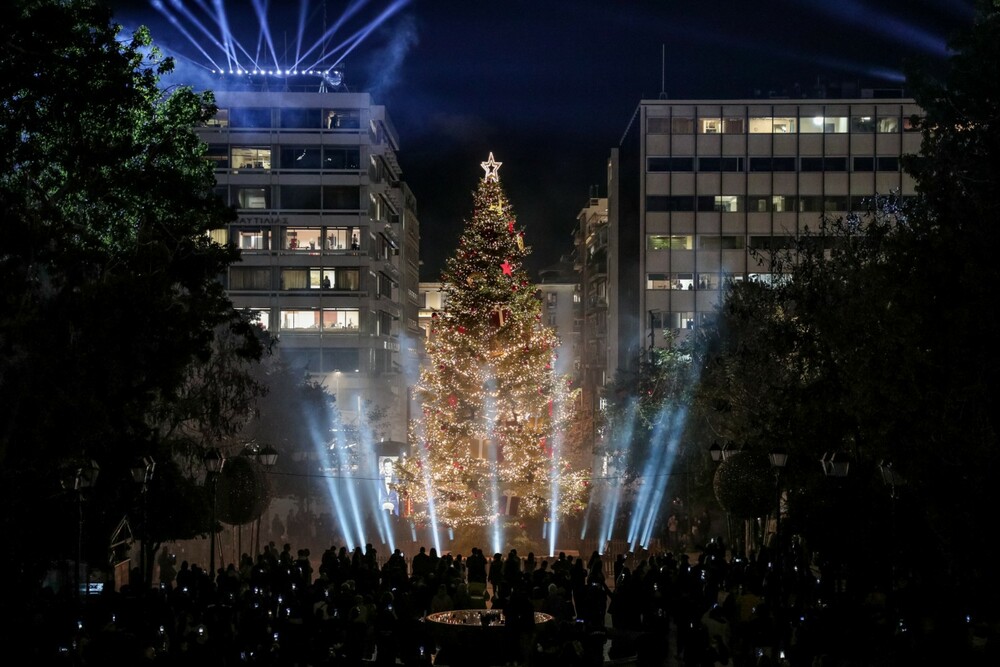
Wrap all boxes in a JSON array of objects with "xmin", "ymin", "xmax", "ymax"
[
  {"xmin": 608, "ymin": 96, "xmax": 922, "ymax": 375},
  {"xmin": 195, "ymin": 79, "xmax": 420, "ymax": 445}
]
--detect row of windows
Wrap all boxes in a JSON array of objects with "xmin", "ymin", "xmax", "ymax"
[
  {"xmin": 231, "ymin": 226, "xmax": 362, "ymax": 251},
  {"xmin": 647, "ymin": 155, "xmax": 901, "ymax": 173},
  {"xmin": 206, "ymin": 107, "xmax": 363, "ymax": 130},
  {"xmin": 220, "ymin": 185, "xmax": 361, "ymax": 210},
  {"xmin": 647, "ymin": 114, "xmax": 919, "ymax": 135},
  {"xmin": 230, "ymin": 267, "xmax": 363, "ymax": 291},
  {"xmin": 645, "ymin": 193, "xmax": 912, "ymax": 213},
  {"xmin": 647, "ymin": 272, "xmax": 786, "ymax": 291},
  {"xmin": 207, "ymin": 146, "xmax": 361, "ymax": 171},
  {"xmin": 250, "ymin": 309, "xmax": 398, "ymax": 344}
]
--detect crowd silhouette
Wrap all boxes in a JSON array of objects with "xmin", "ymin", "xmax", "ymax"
[{"xmin": 21, "ymin": 532, "xmax": 998, "ymax": 666}]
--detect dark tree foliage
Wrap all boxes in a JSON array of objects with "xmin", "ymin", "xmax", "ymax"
[{"xmin": 0, "ymin": 0, "xmax": 264, "ymax": 592}]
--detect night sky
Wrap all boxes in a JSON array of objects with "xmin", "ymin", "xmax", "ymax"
[{"xmin": 110, "ymin": 0, "xmax": 975, "ymax": 280}]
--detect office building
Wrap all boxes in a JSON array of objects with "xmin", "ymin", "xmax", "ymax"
[
  {"xmin": 195, "ymin": 76, "xmax": 420, "ymax": 444},
  {"xmin": 608, "ymin": 96, "xmax": 921, "ymax": 375}
]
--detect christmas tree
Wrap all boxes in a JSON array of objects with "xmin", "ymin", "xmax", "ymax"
[{"xmin": 396, "ymin": 154, "xmax": 588, "ymax": 528}]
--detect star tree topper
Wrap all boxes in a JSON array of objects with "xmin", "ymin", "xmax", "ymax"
[{"xmin": 481, "ymin": 152, "xmax": 502, "ymax": 182}]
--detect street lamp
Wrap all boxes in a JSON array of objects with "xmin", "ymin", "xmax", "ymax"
[
  {"xmin": 768, "ymin": 448, "xmax": 788, "ymax": 610},
  {"xmin": 203, "ymin": 448, "xmax": 226, "ymax": 581},
  {"xmin": 130, "ymin": 456, "xmax": 156, "ymax": 590},
  {"xmin": 879, "ymin": 459, "xmax": 905, "ymax": 605},
  {"xmin": 709, "ymin": 441, "xmax": 723, "ymax": 463},
  {"xmin": 820, "ymin": 450, "xmax": 850, "ymax": 600},
  {"xmin": 721, "ymin": 440, "xmax": 743, "ymax": 461},
  {"xmin": 253, "ymin": 445, "xmax": 279, "ymax": 556},
  {"xmin": 820, "ymin": 450, "xmax": 850, "ymax": 478},
  {"xmin": 63, "ymin": 460, "xmax": 100, "ymax": 603}
]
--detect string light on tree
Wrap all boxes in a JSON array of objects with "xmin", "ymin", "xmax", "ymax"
[{"xmin": 395, "ymin": 154, "xmax": 589, "ymax": 528}]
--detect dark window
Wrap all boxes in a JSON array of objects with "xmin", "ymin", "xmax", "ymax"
[
  {"xmin": 646, "ymin": 196, "xmax": 695, "ymax": 212},
  {"xmin": 699, "ymin": 157, "xmax": 744, "ymax": 171},
  {"xmin": 279, "ymin": 108, "xmax": 322, "ymax": 128},
  {"xmin": 280, "ymin": 185, "xmax": 322, "ymax": 209},
  {"xmin": 205, "ymin": 144, "xmax": 229, "ymax": 169},
  {"xmin": 647, "ymin": 157, "xmax": 693, "ymax": 172},
  {"xmin": 800, "ymin": 157, "xmax": 824, "ymax": 172},
  {"xmin": 825, "ymin": 157, "xmax": 847, "ymax": 171},
  {"xmin": 876, "ymin": 156, "xmax": 900, "ymax": 171},
  {"xmin": 323, "ymin": 147, "xmax": 361, "ymax": 169},
  {"xmin": 647, "ymin": 196, "xmax": 670, "ymax": 212},
  {"xmin": 229, "ymin": 107, "xmax": 271, "ymax": 128},
  {"xmin": 671, "ymin": 118, "xmax": 694, "ymax": 134},
  {"xmin": 323, "ymin": 185, "xmax": 361, "ymax": 210},
  {"xmin": 229, "ymin": 267, "xmax": 271, "ymax": 290},
  {"xmin": 647, "ymin": 118, "xmax": 670, "ymax": 134},
  {"xmin": 749, "ymin": 157, "xmax": 796, "ymax": 172},
  {"xmin": 280, "ymin": 147, "xmax": 322, "ymax": 169},
  {"xmin": 853, "ymin": 157, "xmax": 875, "ymax": 172},
  {"xmin": 696, "ymin": 196, "xmax": 717, "ymax": 212}
]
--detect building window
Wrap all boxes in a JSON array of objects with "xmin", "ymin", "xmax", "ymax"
[
  {"xmin": 749, "ymin": 157, "xmax": 796, "ymax": 172},
  {"xmin": 205, "ymin": 145, "xmax": 229, "ymax": 169},
  {"xmin": 229, "ymin": 107, "xmax": 271, "ymax": 128},
  {"xmin": 853, "ymin": 157, "xmax": 875, "ymax": 172},
  {"xmin": 234, "ymin": 187, "xmax": 270, "ymax": 209},
  {"xmin": 699, "ymin": 117, "xmax": 744, "ymax": 134},
  {"xmin": 231, "ymin": 146, "xmax": 271, "ymax": 169},
  {"xmin": 647, "ymin": 117, "xmax": 670, "ymax": 134},
  {"xmin": 646, "ymin": 195, "xmax": 695, "ymax": 212},
  {"xmin": 646, "ymin": 273, "xmax": 694, "ymax": 290},
  {"xmin": 877, "ymin": 116, "xmax": 900, "ymax": 132},
  {"xmin": 695, "ymin": 273, "xmax": 720, "ymax": 290},
  {"xmin": 748, "ymin": 195, "xmax": 771, "ymax": 212},
  {"xmin": 698, "ymin": 235, "xmax": 745, "ymax": 250},
  {"xmin": 323, "ymin": 185, "xmax": 361, "ymax": 210},
  {"xmin": 798, "ymin": 196, "xmax": 825, "ymax": 212},
  {"xmin": 323, "ymin": 147, "xmax": 361, "ymax": 170},
  {"xmin": 647, "ymin": 157, "xmax": 694, "ymax": 172},
  {"xmin": 850, "ymin": 116, "xmax": 877, "ymax": 133},
  {"xmin": 749, "ymin": 235, "xmax": 795, "ymax": 250},
  {"xmin": 324, "ymin": 108, "xmax": 362, "ymax": 129},
  {"xmin": 800, "ymin": 157, "xmax": 847, "ymax": 172},
  {"xmin": 230, "ymin": 267, "xmax": 271, "ymax": 290},
  {"xmin": 280, "ymin": 185, "xmax": 322, "ymax": 210},
  {"xmin": 280, "ymin": 146, "xmax": 322, "ymax": 169},
  {"xmin": 772, "ymin": 195, "xmax": 797, "ymax": 212},
  {"xmin": 877, "ymin": 156, "xmax": 900, "ymax": 171},
  {"xmin": 646, "ymin": 273, "xmax": 670, "ymax": 290},
  {"xmin": 279, "ymin": 108, "xmax": 323, "ymax": 128},
  {"xmin": 281, "ymin": 268, "xmax": 360, "ymax": 290},
  {"xmin": 236, "ymin": 228, "xmax": 268, "ymax": 250},
  {"xmin": 800, "ymin": 115, "xmax": 849, "ymax": 133},
  {"xmin": 698, "ymin": 157, "xmax": 744, "ymax": 172},
  {"xmin": 279, "ymin": 308, "xmax": 360, "ymax": 331},
  {"xmin": 323, "ymin": 227, "xmax": 361, "ymax": 250},
  {"xmin": 714, "ymin": 195, "xmax": 742, "ymax": 212},
  {"xmin": 204, "ymin": 109, "xmax": 229, "ymax": 127},
  {"xmin": 671, "ymin": 117, "xmax": 695, "ymax": 134},
  {"xmin": 647, "ymin": 235, "xmax": 693, "ymax": 250},
  {"xmin": 284, "ymin": 227, "xmax": 324, "ymax": 251},
  {"xmin": 748, "ymin": 116, "xmax": 797, "ymax": 133}
]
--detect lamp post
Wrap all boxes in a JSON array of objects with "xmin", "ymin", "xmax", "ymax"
[
  {"xmin": 130, "ymin": 456, "xmax": 156, "ymax": 590},
  {"xmin": 878, "ymin": 459, "xmax": 905, "ymax": 611},
  {"xmin": 203, "ymin": 448, "xmax": 226, "ymax": 582},
  {"xmin": 768, "ymin": 448, "xmax": 788, "ymax": 611},
  {"xmin": 64, "ymin": 460, "xmax": 100, "ymax": 604},
  {"xmin": 253, "ymin": 445, "xmax": 279, "ymax": 556},
  {"xmin": 820, "ymin": 450, "xmax": 850, "ymax": 600}
]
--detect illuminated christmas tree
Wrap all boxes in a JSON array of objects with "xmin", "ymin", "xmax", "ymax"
[{"xmin": 396, "ymin": 154, "xmax": 588, "ymax": 528}]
